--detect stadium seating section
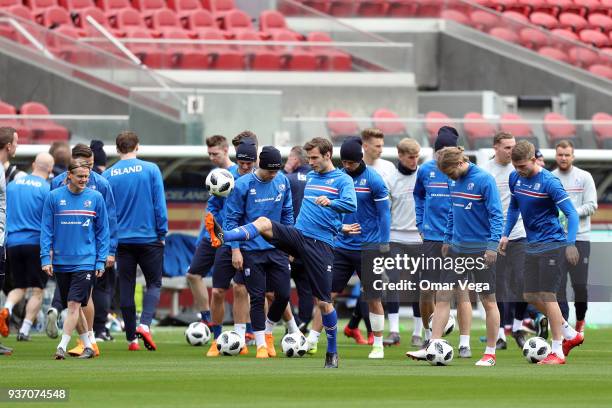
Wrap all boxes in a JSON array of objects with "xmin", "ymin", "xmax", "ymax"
[{"xmin": 0, "ymin": 100, "xmax": 70, "ymax": 143}]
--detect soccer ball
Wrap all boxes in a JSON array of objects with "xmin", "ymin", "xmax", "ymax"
[
  {"xmin": 216, "ymin": 330, "xmax": 244, "ymax": 356},
  {"xmin": 522, "ymin": 337, "xmax": 551, "ymax": 363},
  {"xmin": 205, "ymin": 168, "xmax": 235, "ymax": 198},
  {"xmin": 281, "ymin": 332, "xmax": 308, "ymax": 358},
  {"xmin": 428, "ymin": 313, "xmax": 455, "ymax": 337},
  {"xmin": 426, "ymin": 339, "xmax": 454, "ymax": 366},
  {"xmin": 184, "ymin": 322, "xmax": 211, "ymax": 346}
]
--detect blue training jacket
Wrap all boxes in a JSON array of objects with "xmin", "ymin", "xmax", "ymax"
[
  {"xmin": 295, "ymin": 168, "xmax": 357, "ymax": 246},
  {"xmin": 103, "ymin": 158, "xmax": 168, "ymax": 244},
  {"xmin": 51, "ymin": 170, "xmax": 118, "ymax": 255},
  {"xmin": 504, "ymin": 168, "xmax": 578, "ymax": 254},
  {"xmin": 285, "ymin": 164, "xmax": 311, "ymax": 219},
  {"xmin": 444, "ymin": 163, "xmax": 504, "ymax": 253},
  {"xmin": 414, "ymin": 159, "xmax": 452, "ymax": 241},
  {"xmin": 6, "ymin": 175, "xmax": 50, "ymax": 247},
  {"xmin": 224, "ymin": 171, "xmax": 294, "ymax": 252},
  {"xmin": 40, "ymin": 186, "xmax": 109, "ymax": 272},
  {"xmin": 335, "ymin": 166, "xmax": 391, "ymax": 250}
]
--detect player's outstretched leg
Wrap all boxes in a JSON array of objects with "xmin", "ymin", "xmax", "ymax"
[{"xmin": 321, "ymin": 301, "xmax": 339, "ymax": 369}]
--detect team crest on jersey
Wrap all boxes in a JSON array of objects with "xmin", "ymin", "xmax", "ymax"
[
  {"xmin": 325, "ymin": 179, "xmax": 335, "ymax": 185},
  {"xmin": 450, "ymin": 180, "xmax": 456, "ymax": 187},
  {"xmin": 516, "ymin": 180, "xmax": 521, "ymax": 186},
  {"xmin": 84, "ymin": 200, "xmax": 92, "ymax": 208},
  {"xmin": 467, "ymin": 183, "xmax": 474, "ymax": 190},
  {"xmin": 534, "ymin": 183, "xmax": 541, "ymax": 190},
  {"xmin": 279, "ymin": 184, "xmax": 286, "ymax": 191},
  {"xmin": 86, "ymin": 273, "xmax": 91, "ymax": 281},
  {"xmin": 249, "ymin": 188, "xmax": 257, "ymax": 195},
  {"xmin": 298, "ymin": 173, "xmax": 307, "ymax": 181},
  {"xmin": 429, "ymin": 171, "xmax": 435, "ymax": 178},
  {"xmin": 360, "ymin": 178, "xmax": 367, "ymax": 186},
  {"xmin": 59, "ymin": 199, "xmax": 66, "ymax": 206},
  {"xmin": 275, "ymin": 193, "xmax": 282, "ymax": 202}
]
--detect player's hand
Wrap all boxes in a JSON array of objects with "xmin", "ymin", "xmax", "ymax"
[
  {"xmin": 341, "ymin": 223, "xmax": 361, "ymax": 235},
  {"xmin": 288, "ymin": 255, "xmax": 294, "ymax": 263},
  {"xmin": 96, "ymin": 269, "xmax": 105, "ymax": 278},
  {"xmin": 42, "ymin": 264, "xmax": 53, "ymax": 277},
  {"xmin": 484, "ymin": 250, "xmax": 497, "ymax": 266},
  {"xmin": 441, "ymin": 244, "xmax": 450, "ymax": 258},
  {"xmin": 232, "ymin": 249, "xmax": 243, "ymax": 270},
  {"xmin": 106, "ymin": 255, "xmax": 116, "ymax": 269},
  {"xmin": 498, "ymin": 236, "xmax": 509, "ymax": 256},
  {"xmin": 566, "ymin": 245, "xmax": 579, "ymax": 266},
  {"xmin": 315, "ymin": 196, "xmax": 331, "ymax": 206},
  {"xmin": 379, "ymin": 243, "xmax": 390, "ymax": 253}
]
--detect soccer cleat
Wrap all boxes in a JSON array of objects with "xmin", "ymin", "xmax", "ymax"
[
  {"xmin": 136, "ymin": 326, "xmax": 157, "ymax": 351},
  {"xmin": 78, "ymin": 347, "xmax": 95, "ymax": 359},
  {"xmin": 206, "ymin": 341, "xmax": 219, "ymax": 357},
  {"xmin": 240, "ymin": 345, "xmax": 249, "ymax": 355},
  {"xmin": 575, "ymin": 320, "xmax": 585, "ymax": 333},
  {"xmin": 16, "ymin": 333, "xmax": 30, "ymax": 342},
  {"xmin": 256, "ymin": 346, "xmax": 269, "ymax": 359},
  {"xmin": 245, "ymin": 332, "xmax": 256, "ymax": 346},
  {"xmin": 54, "ymin": 348, "xmax": 66, "ymax": 360},
  {"xmin": 406, "ymin": 340, "xmax": 429, "ymax": 361},
  {"xmin": 298, "ymin": 322, "xmax": 309, "ymax": 335},
  {"xmin": 343, "ymin": 325, "xmax": 367, "ymax": 345},
  {"xmin": 367, "ymin": 332, "xmax": 374, "ymax": 345},
  {"xmin": 306, "ymin": 341, "xmax": 318, "ymax": 355},
  {"xmin": 496, "ymin": 338, "xmax": 507, "ymax": 350},
  {"xmin": 324, "ymin": 352, "xmax": 339, "ymax": 368},
  {"xmin": 411, "ymin": 335, "xmax": 423, "ymax": 348},
  {"xmin": 368, "ymin": 345, "xmax": 384, "ymax": 359},
  {"xmin": 0, "ymin": 342, "xmax": 13, "ymax": 355},
  {"xmin": 535, "ymin": 314, "xmax": 549, "ymax": 339},
  {"xmin": 265, "ymin": 334, "xmax": 276, "ymax": 357},
  {"xmin": 0, "ymin": 308, "xmax": 9, "ymax": 337},
  {"xmin": 512, "ymin": 330, "xmax": 527, "ymax": 349},
  {"xmin": 92, "ymin": 342, "xmax": 100, "ymax": 357},
  {"xmin": 458, "ymin": 346, "xmax": 472, "ymax": 358},
  {"xmin": 45, "ymin": 308, "xmax": 59, "ymax": 339},
  {"xmin": 538, "ymin": 352, "xmax": 566, "ymax": 365},
  {"xmin": 68, "ymin": 340, "xmax": 85, "ymax": 357},
  {"xmin": 562, "ymin": 332, "xmax": 584, "ymax": 357},
  {"xmin": 205, "ymin": 213, "xmax": 224, "ymax": 248},
  {"xmin": 96, "ymin": 331, "xmax": 114, "ymax": 342},
  {"xmin": 383, "ymin": 332, "xmax": 401, "ymax": 347},
  {"xmin": 475, "ymin": 354, "xmax": 496, "ymax": 366},
  {"xmin": 128, "ymin": 342, "xmax": 140, "ymax": 351}
]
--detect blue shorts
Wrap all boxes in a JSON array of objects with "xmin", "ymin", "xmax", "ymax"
[
  {"xmin": 439, "ymin": 251, "xmax": 496, "ymax": 296},
  {"xmin": 188, "ymin": 239, "xmax": 216, "ymax": 277},
  {"xmin": 243, "ymin": 249, "xmax": 290, "ymax": 296},
  {"xmin": 331, "ymin": 247, "xmax": 361, "ymax": 294},
  {"xmin": 268, "ymin": 221, "xmax": 334, "ymax": 303},
  {"xmin": 421, "ymin": 240, "xmax": 443, "ymax": 283},
  {"xmin": 525, "ymin": 248, "xmax": 564, "ymax": 294},
  {"xmin": 55, "ymin": 271, "xmax": 93, "ymax": 308},
  {"xmin": 212, "ymin": 246, "xmax": 244, "ymax": 289}
]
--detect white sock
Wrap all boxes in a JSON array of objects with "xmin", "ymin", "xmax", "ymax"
[
  {"xmin": 3, "ymin": 301, "xmax": 15, "ymax": 315},
  {"xmin": 285, "ymin": 317, "xmax": 299, "ymax": 334},
  {"xmin": 485, "ymin": 346, "xmax": 496, "ymax": 355},
  {"xmin": 498, "ymin": 327, "xmax": 506, "ymax": 341},
  {"xmin": 512, "ymin": 318, "xmax": 523, "ymax": 332},
  {"xmin": 138, "ymin": 323, "xmax": 150, "ymax": 333},
  {"xmin": 561, "ymin": 320, "xmax": 578, "ymax": 340},
  {"xmin": 58, "ymin": 334, "xmax": 71, "ymax": 351},
  {"xmin": 234, "ymin": 323, "xmax": 246, "ymax": 343},
  {"xmin": 413, "ymin": 316, "xmax": 423, "ymax": 336},
  {"xmin": 369, "ymin": 313, "xmax": 385, "ymax": 333},
  {"xmin": 20, "ymin": 319, "xmax": 33, "ymax": 336},
  {"xmin": 551, "ymin": 340, "xmax": 564, "ymax": 358},
  {"xmin": 80, "ymin": 333, "xmax": 92, "ymax": 349},
  {"xmin": 373, "ymin": 335, "xmax": 383, "ymax": 347},
  {"xmin": 264, "ymin": 319, "xmax": 277, "ymax": 335},
  {"xmin": 130, "ymin": 338, "xmax": 139, "ymax": 345},
  {"xmin": 459, "ymin": 335, "xmax": 470, "ymax": 348},
  {"xmin": 388, "ymin": 313, "xmax": 400, "ymax": 333},
  {"xmin": 254, "ymin": 330, "xmax": 266, "ymax": 348},
  {"xmin": 307, "ymin": 330, "xmax": 321, "ymax": 345},
  {"xmin": 88, "ymin": 330, "xmax": 97, "ymax": 344},
  {"xmin": 425, "ymin": 328, "xmax": 432, "ymax": 341}
]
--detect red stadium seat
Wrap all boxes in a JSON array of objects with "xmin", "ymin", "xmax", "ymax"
[
  {"xmin": 463, "ymin": 112, "xmax": 497, "ymax": 148},
  {"xmin": 125, "ymin": 29, "xmax": 173, "ymax": 68},
  {"xmin": 502, "ymin": 10, "xmax": 529, "ymax": 24},
  {"xmin": 500, "ymin": 113, "xmax": 537, "ymax": 144},
  {"xmin": 568, "ymin": 46, "xmax": 599, "ymax": 66},
  {"xmin": 440, "ymin": 9, "xmax": 469, "ymax": 25},
  {"xmin": 530, "ymin": 12, "xmax": 559, "ymax": 29},
  {"xmin": 198, "ymin": 30, "xmax": 245, "ymax": 69},
  {"xmin": 223, "ymin": 9, "xmax": 260, "ymax": 37},
  {"xmin": 326, "ymin": 109, "xmax": 360, "ymax": 143},
  {"xmin": 425, "ymin": 111, "xmax": 454, "ymax": 146},
  {"xmin": 96, "ymin": 0, "xmax": 132, "ymax": 13},
  {"xmin": 151, "ymin": 9, "xmax": 190, "ymax": 37},
  {"xmin": 470, "ymin": 10, "xmax": 500, "ymax": 31},
  {"xmin": 489, "ymin": 27, "xmax": 521, "ymax": 43},
  {"xmin": 300, "ymin": 0, "xmax": 331, "ymax": 14},
  {"xmin": 588, "ymin": 13, "xmax": 612, "ymax": 32},
  {"xmin": 592, "ymin": 112, "xmax": 612, "ymax": 147},
  {"xmin": 356, "ymin": 0, "xmax": 388, "ymax": 17},
  {"xmin": 580, "ymin": 29, "xmax": 609, "ymax": 47},
  {"xmin": 387, "ymin": 0, "xmax": 418, "ymax": 17},
  {"xmin": 0, "ymin": 6, "xmax": 34, "ymax": 42},
  {"xmin": 164, "ymin": 29, "xmax": 209, "ymax": 69},
  {"xmin": 202, "ymin": 0, "xmax": 235, "ymax": 20},
  {"xmin": 259, "ymin": 10, "xmax": 295, "ymax": 37},
  {"xmin": 132, "ymin": 0, "xmax": 165, "ymax": 12},
  {"xmin": 559, "ymin": 12, "xmax": 588, "ymax": 32},
  {"xmin": 58, "ymin": 0, "xmax": 94, "ymax": 9},
  {"xmin": 543, "ymin": 112, "xmax": 576, "ymax": 142},
  {"xmin": 0, "ymin": 101, "xmax": 31, "ymax": 142},
  {"xmin": 271, "ymin": 31, "xmax": 317, "ymax": 70},
  {"xmin": 306, "ymin": 31, "xmax": 352, "ymax": 71},
  {"xmin": 115, "ymin": 8, "xmax": 148, "ymax": 35},
  {"xmin": 551, "ymin": 28, "xmax": 579, "ymax": 41},
  {"xmin": 167, "ymin": 0, "xmax": 200, "ymax": 13},
  {"xmin": 538, "ymin": 0, "xmax": 574, "ymax": 17},
  {"xmin": 0, "ymin": 0, "xmax": 20, "ymax": 7},
  {"xmin": 235, "ymin": 31, "xmax": 282, "ymax": 70},
  {"xmin": 328, "ymin": 0, "xmax": 356, "ymax": 17},
  {"xmin": 4, "ymin": 4, "xmax": 34, "ymax": 21},
  {"xmin": 538, "ymin": 46, "xmax": 569, "ymax": 62},
  {"xmin": 372, "ymin": 108, "xmax": 407, "ymax": 136},
  {"xmin": 20, "ymin": 102, "xmax": 70, "ymax": 143},
  {"xmin": 588, "ymin": 63, "xmax": 612, "ymax": 78},
  {"xmin": 41, "ymin": 6, "xmax": 71, "ymax": 28},
  {"xmin": 520, "ymin": 28, "xmax": 549, "ymax": 48}
]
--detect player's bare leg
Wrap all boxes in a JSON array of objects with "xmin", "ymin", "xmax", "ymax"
[
  {"xmin": 186, "ymin": 273, "xmax": 210, "ymax": 323},
  {"xmin": 456, "ymin": 291, "xmax": 473, "ymax": 358},
  {"xmin": 475, "ymin": 293, "xmax": 500, "ymax": 366}
]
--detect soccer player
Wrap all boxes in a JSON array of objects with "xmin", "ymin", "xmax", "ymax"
[
  {"xmin": 384, "ymin": 138, "xmax": 424, "ymax": 347},
  {"xmin": 206, "ymin": 140, "xmax": 256, "ymax": 357},
  {"xmin": 206, "ymin": 137, "xmax": 357, "ymax": 368},
  {"xmin": 500, "ymin": 140, "xmax": 584, "ymax": 364},
  {"xmin": 535, "ymin": 149, "xmax": 545, "ymax": 167},
  {"xmin": 1, "ymin": 153, "xmax": 54, "ymax": 342},
  {"xmin": 103, "ymin": 131, "xmax": 167, "ymax": 351},
  {"xmin": 435, "ymin": 147, "xmax": 503, "ymax": 366},
  {"xmin": 310, "ymin": 137, "xmax": 390, "ymax": 359},
  {"xmin": 224, "ymin": 146, "xmax": 294, "ymax": 358},
  {"xmin": 186, "ymin": 135, "xmax": 237, "ymax": 327},
  {"xmin": 40, "ymin": 161, "xmax": 109, "ymax": 359},
  {"xmin": 408, "ymin": 127, "xmax": 473, "ymax": 359},
  {"xmin": 552, "ymin": 140, "xmax": 597, "ymax": 332},
  {"xmin": 0, "ymin": 128, "xmax": 10, "ymax": 356},
  {"xmin": 480, "ymin": 132, "xmax": 531, "ymax": 349},
  {"xmin": 361, "ymin": 128, "xmax": 395, "ymax": 186},
  {"xmin": 0, "ymin": 127, "xmax": 27, "ymax": 183}
]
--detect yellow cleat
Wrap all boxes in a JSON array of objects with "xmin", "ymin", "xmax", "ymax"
[
  {"xmin": 256, "ymin": 346, "xmax": 269, "ymax": 358},
  {"xmin": 92, "ymin": 343, "xmax": 100, "ymax": 357},
  {"xmin": 68, "ymin": 340, "xmax": 84, "ymax": 357},
  {"xmin": 240, "ymin": 345, "xmax": 249, "ymax": 355},
  {"xmin": 206, "ymin": 341, "xmax": 219, "ymax": 357},
  {"xmin": 265, "ymin": 334, "xmax": 276, "ymax": 357}
]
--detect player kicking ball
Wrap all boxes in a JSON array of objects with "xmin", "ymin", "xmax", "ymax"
[
  {"xmin": 500, "ymin": 141, "xmax": 584, "ymax": 365},
  {"xmin": 206, "ymin": 137, "xmax": 357, "ymax": 368}
]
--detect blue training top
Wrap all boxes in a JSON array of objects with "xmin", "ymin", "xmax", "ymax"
[
  {"xmin": 285, "ymin": 164, "xmax": 311, "ymax": 220},
  {"xmin": 6, "ymin": 175, "xmax": 50, "ymax": 247},
  {"xmin": 414, "ymin": 159, "xmax": 452, "ymax": 241}
]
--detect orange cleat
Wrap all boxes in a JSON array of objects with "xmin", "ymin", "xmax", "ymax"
[
  {"xmin": 205, "ymin": 213, "xmax": 224, "ymax": 248},
  {"xmin": 240, "ymin": 345, "xmax": 249, "ymax": 355},
  {"xmin": 68, "ymin": 340, "xmax": 85, "ymax": 356},
  {"xmin": 367, "ymin": 332, "xmax": 374, "ymax": 345},
  {"xmin": 538, "ymin": 352, "xmax": 566, "ymax": 365},
  {"xmin": 92, "ymin": 342, "xmax": 100, "ymax": 357},
  {"xmin": 265, "ymin": 334, "xmax": 276, "ymax": 357},
  {"xmin": 562, "ymin": 332, "xmax": 584, "ymax": 357},
  {"xmin": 136, "ymin": 326, "xmax": 157, "ymax": 351},
  {"xmin": 0, "ymin": 308, "xmax": 9, "ymax": 337},
  {"xmin": 206, "ymin": 341, "xmax": 219, "ymax": 357},
  {"xmin": 575, "ymin": 320, "xmax": 585, "ymax": 333},
  {"xmin": 128, "ymin": 342, "xmax": 140, "ymax": 351},
  {"xmin": 256, "ymin": 346, "xmax": 269, "ymax": 358},
  {"xmin": 343, "ymin": 325, "xmax": 367, "ymax": 345}
]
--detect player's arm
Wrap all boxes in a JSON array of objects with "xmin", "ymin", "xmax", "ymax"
[
  {"xmin": 413, "ymin": 168, "xmax": 425, "ymax": 232},
  {"xmin": 500, "ymin": 174, "xmax": 520, "ymax": 255},
  {"xmin": 94, "ymin": 196, "xmax": 110, "ymax": 276},
  {"xmin": 549, "ymin": 177, "xmax": 580, "ymax": 265},
  {"xmin": 483, "ymin": 176, "xmax": 503, "ymax": 252},
  {"xmin": 328, "ymin": 177, "xmax": 357, "ymax": 214},
  {"xmin": 151, "ymin": 165, "xmax": 169, "ymax": 242},
  {"xmin": 577, "ymin": 173, "xmax": 598, "ymax": 218},
  {"xmin": 280, "ymin": 176, "xmax": 294, "ymax": 226},
  {"xmin": 40, "ymin": 195, "xmax": 54, "ymax": 275},
  {"xmin": 223, "ymin": 181, "xmax": 245, "ymax": 251},
  {"xmin": 101, "ymin": 181, "xmax": 118, "ymax": 258},
  {"xmin": 372, "ymin": 175, "xmax": 391, "ymax": 245}
]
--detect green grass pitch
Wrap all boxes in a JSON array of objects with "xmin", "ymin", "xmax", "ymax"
[{"xmin": 2, "ymin": 322, "xmax": 611, "ymax": 408}]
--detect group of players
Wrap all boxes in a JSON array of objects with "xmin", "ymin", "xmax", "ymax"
[{"xmin": 0, "ymin": 123, "xmax": 595, "ymax": 368}]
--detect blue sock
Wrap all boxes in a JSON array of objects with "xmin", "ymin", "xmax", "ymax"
[
  {"xmin": 211, "ymin": 325, "xmax": 222, "ymax": 339},
  {"xmin": 140, "ymin": 285, "xmax": 161, "ymax": 326},
  {"xmin": 246, "ymin": 322, "xmax": 253, "ymax": 334},
  {"xmin": 322, "ymin": 309, "xmax": 338, "ymax": 354},
  {"xmin": 223, "ymin": 223, "xmax": 260, "ymax": 242},
  {"xmin": 201, "ymin": 310, "xmax": 211, "ymax": 322}
]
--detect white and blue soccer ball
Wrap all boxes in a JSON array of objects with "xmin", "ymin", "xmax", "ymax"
[
  {"xmin": 426, "ymin": 339, "xmax": 454, "ymax": 366},
  {"xmin": 281, "ymin": 332, "xmax": 308, "ymax": 358},
  {"xmin": 185, "ymin": 322, "xmax": 211, "ymax": 346},
  {"xmin": 216, "ymin": 330, "xmax": 244, "ymax": 356},
  {"xmin": 428, "ymin": 313, "xmax": 455, "ymax": 337},
  {"xmin": 522, "ymin": 337, "xmax": 551, "ymax": 364},
  {"xmin": 205, "ymin": 168, "xmax": 235, "ymax": 198}
]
